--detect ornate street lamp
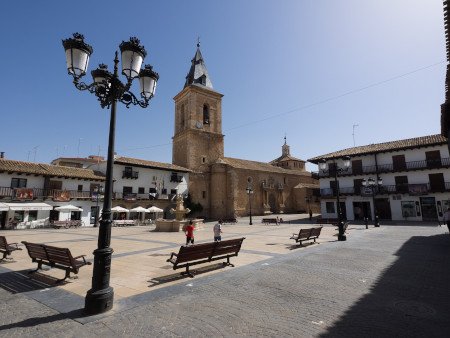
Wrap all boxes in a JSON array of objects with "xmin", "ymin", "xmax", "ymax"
[
  {"xmin": 362, "ymin": 176, "xmax": 382, "ymax": 227},
  {"xmin": 319, "ymin": 156, "xmax": 351, "ymax": 241},
  {"xmin": 246, "ymin": 186, "xmax": 253, "ymax": 225},
  {"xmin": 63, "ymin": 33, "xmax": 159, "ymax": 315}
]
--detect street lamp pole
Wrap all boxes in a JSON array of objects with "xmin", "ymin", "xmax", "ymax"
[
  {"xmin": 319, "ymin": 156, "xmax": 350, "ymax": 241},
  {"xmin": 63, "ymin": 33, "xmax": 159, "ymax": 315},
  {"xmin": 93, "ymin": 186, "xmax": 103, "ymax": 228},
  {"xmin": 246, "ymin": 186, "xmax": 253, "ymax": 225}
]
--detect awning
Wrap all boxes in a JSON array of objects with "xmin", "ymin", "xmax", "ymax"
[
  {"xmin": 54, "ymin": 204, "xmax": 83, "ymax": 212},
  {"xmin": 5, "ymin": 203, "xmax": 53, "ymax": 211},
  {"xmin": 130, "ymin": 206, "xmax": 149, "ymax": 213},
  {"xmin": 0, "ymin": 203, "xmax": 8, "ymax": 211}
]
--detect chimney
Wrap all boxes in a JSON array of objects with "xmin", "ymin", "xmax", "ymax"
[{"xmin": 0, "ymin": 152, "xmax": 4, "ymax": 159}]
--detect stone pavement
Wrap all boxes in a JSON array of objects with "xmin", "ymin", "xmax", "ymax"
[{"xmin": 0, "ymin": 216, "xmax": 449, "ymax": 337}]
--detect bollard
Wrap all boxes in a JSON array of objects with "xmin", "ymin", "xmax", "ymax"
[{"xmin": 364, "ymin": 217, "xmax": 368, "ymax": 229}]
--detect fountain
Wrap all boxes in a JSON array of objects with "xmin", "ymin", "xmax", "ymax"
[{"xmin": 155, "ymin": 194, "xmax": 196, "ymax": 232}]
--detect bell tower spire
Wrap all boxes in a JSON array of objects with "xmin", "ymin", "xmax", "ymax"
[{"xmin": 173, "ymin": 42, "xmax": 224, "ymax": 170}]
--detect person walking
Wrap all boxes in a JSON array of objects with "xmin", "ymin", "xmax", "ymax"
[
  {"xmin": 443, "ymin": 208, "xmax": 450, "ymax": 234},
  {"xmin": 185, "ymin": 220, "xmax": 195, "ymax": 245},
  {"xmin": 213, "ymin": 220, "xmax": 223, "ymax": 241}
]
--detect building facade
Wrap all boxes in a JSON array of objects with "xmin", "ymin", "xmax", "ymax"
[
  {"xmin": 0, "ymin": 157, "xmax": 105, "ymax": 229},
  {"xmin": 172, "ymin": 44, "xmax": 318, "ymax": 219},
  {"xmin": 52, "ymin": 155, "xmax": 190, "ymax": 218},
  {"xmin": 308, "ymin": 134, "xmax": 450, "ymax": 222}
]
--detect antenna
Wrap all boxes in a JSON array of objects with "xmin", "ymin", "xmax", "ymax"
[
  {"xmin": 32, "ymin": 145, "xmax": 39, "ymax": 162},
  {"xmin": 352, "ymin": 124, "xmax": 359, "ymax": 147}
]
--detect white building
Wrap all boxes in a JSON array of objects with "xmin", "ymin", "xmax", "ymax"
[
  {"xmin": 308, "ymin": 134, "xmax": 450, "ymax": 222},
  {"xmin": 52, "ymin": 155, "xmax": 190, "ymax": 218},
  {"xmin": 0, "ymin": 156, "xmax": 105, "ymax": 229}
]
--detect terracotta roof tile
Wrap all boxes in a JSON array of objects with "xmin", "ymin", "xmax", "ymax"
[
  {"xmin": 114, "ymin": 156, "xmax": 190, "ymax": 172},
  {"xmin": 222, "ymin": 157, "xmax": 311, "ymax": 176},
  {"xmin": 308, "ymin": 134, "xmax": 447, "ymax": 163},
  {"xmin": 0, "ymin": 159, "xmax": 105, "ymax": 180}
]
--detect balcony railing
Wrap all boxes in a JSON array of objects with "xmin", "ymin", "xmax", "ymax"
[
  {"xmin": 320, "ymin": 182, "xmax": 450, "ymax": 197},
  {"xmin": 312, "ymin": 157, "xmax": 450, "ymax": 178},
  {"xmin": 0, "ymin": 187, "xmax": 176, "ymax": 202}
]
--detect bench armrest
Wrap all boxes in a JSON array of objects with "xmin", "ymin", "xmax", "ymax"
[
  {"xmin": 166, "ymin": 252, "xmax": 178, "ymax": 262},
  {"xmin": 74, "ymin": 254, "xmax": 87, "ymax": 264}
]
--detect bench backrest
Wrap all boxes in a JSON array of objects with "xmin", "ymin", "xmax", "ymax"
[
  {"xmin": 44, "ymin": 245, "xmax": 74, "ymax": 268},
  {"xmin": 176, "ymin": 242, "xmax": 216, "ymax": 264},
  {"xmin": 298, "ymin": 228, "xmax": 312, "ymax": 239},
  {"xmin": 0, "ymin": 236, "xmax": 7, "ymax": 250},
  {"xmin": 310, "ymin": 227, "xmax": 322, "ymax": 237},
  {"xmin": 21, "ymin": 241, "xmax": 48, "ymax": 262},
  {"xmin": 212, "ymin": 238, "xmax": 245, "ymax": 257},
  {"xmin": 175, "ymin": 238, "xmax": 246, "ymax": 264}
]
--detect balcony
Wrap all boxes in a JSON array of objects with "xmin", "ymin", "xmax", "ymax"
[
  {"xmin": 312, "ymin": 157, "xmax": 450, "ymax": 178},
  {"xmin": 320, "ymin": 182, "xmax": 450, "ymax": 197},
  {"xmin": 122, "ymin": 170, "xmax": 139, "ymax": 179},
  {"xmin": 0, "ymin": 187, "xmax": 96, "ymax": 201}
]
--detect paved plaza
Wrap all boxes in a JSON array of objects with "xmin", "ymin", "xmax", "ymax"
[{"xmin": 0, "ymin": 215, "xmax": 449, "ymax": 337}]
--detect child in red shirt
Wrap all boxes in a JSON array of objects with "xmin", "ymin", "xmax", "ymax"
[{"xmin": 185, "ymin": 220, "xmax": 195, "ymax": 245}]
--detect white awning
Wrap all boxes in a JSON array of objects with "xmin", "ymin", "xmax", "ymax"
[
  {"xmin": 0, "ymin": 203, "xmax": 8, "ymax": 211},
  {"xmin": 5, "ymin": 203, "xmax": 53, "ymax": 211},
  {"xmin": 54, "ymin": 204, "xmax": 83, "ymax": 212}
]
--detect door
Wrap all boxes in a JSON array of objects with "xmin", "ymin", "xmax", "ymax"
[
  {"xmin": 425, "ymin": 150, "xmax": 441, "ymax": 169},
  {"xmin": 395, "ymin": 176, "xmax": 409, "ymax": 193},
  {"xmin": 353, "ymin": 179, "xmax": 363, "ymax": 195},
  {"xmin": 375, "ymin": 198, "xmax": 392, "ymax": 220},
  {"xmin": 351, "ymin": 160, "xmax": 363, "ymax": 175},
  {"xmin": 429, "ymin": 173, "xmax": 445, "ymax": 192},
  {"xmin": 268, "ymin": 193, "xmax": 276, "ymax": 213},
  {"xmin": 392, "ymin": 155, "xmax": 406, "ymax": 171},
  {"xmin": 339, "ymin": 202, "xmax": 347, "ymax": 220},
  {"xmin": 353, "ymin": 202, "xmax": 371, "ymax": 220},
  {"xmin": 420, "ymin": 197, "xmax": 438, "ymax": 221}
]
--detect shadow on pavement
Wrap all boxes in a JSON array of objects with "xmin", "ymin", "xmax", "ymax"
[
  {"xmin": 148, "ymin": 263, "xmax": 227, "ymax": 287},
  {"xmin": 0, "ymin": 308, "xmax": 84, "ymax": 331},
  {"xmin": 320, "ymin": 233, "xmax": 450, "ymax": 337},
  {"xmin": 0, "ymin": 269, "xmax": 67, "ymax": 293}
]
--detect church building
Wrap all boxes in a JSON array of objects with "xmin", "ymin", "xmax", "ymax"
[{"xmin": 172, "ymin": 43, "xmax": 319, "ymax": 219}]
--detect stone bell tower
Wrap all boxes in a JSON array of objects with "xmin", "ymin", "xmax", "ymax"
[{"xmin": 172, "ymin": 42, "xmax": 224, "ymax": 171}]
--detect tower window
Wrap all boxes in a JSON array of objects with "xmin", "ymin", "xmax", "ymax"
[
  {"xmin": 202, "ymin": 157, "xmax": 206, "ymax": 163},
  {"xmin": 202, "ymin": 191, "xmax": 206, "ymax": 199},
  {"xmin": 203, "ymin": 104, "xmax": 209, "ymax": 124},
  {"xmin": 180, "ymin": 104, "xmax": 185, "ymax": 127}
]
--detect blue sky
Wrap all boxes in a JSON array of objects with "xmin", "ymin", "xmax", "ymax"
[{"xmin": 0, "ymin": 1, "xmax": 446, "ymax": 170}]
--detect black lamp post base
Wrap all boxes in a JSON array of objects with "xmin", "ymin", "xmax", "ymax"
[
  {"xmin": 338, "ymin": 234, "xmax": 347, "ymax": 241},
  {"xmin": 84, "ymin": 286, "xmax": 114, "ymax": 315}
]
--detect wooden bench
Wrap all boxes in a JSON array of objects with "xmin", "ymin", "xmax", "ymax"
[
  {"xmin": 0, "ymin": 236, "xmax": 22, "ymax": 260},
  {"xmin": 112, "ymin": 220, "xmax": 136, "ymax": 227},
  {"xmin": 167, "ymin": 238, "xmax": 245, "ymax": 277},
  {"xmin": 262, "ymin": 218, "xmax": 279, "ymax": 225},
  {"xmin": 21, "ymin": 241, "xmax": 91, "ymax": 282},
  {"xmin": 51, "ymin": 220, "xmax": 70, "ymax": 229},
  {"xmin": 316, "ymin": 218, "xmax": 338, "ymax": 225},
  {"xmin": 290, "ymin": 227, "xmax": 322, "ymax": 245}
]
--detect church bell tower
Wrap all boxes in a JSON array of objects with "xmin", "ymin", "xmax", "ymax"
[{"xmin": 172, "ymin": 42, "xmax": 224, "ymax": 171}]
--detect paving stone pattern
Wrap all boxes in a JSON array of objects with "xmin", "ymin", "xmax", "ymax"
[{"xmin": 0, "ymin": 224, "xmax": 449, "ymax": 337}]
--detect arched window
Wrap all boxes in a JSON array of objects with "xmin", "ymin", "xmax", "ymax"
[
  {"xmin": 180, "ymin": 104, "xmax": 185, "ymax": 128},
  {"xmin": 203, "ymin": 104, "xmax": 209, "ymax": 125}
]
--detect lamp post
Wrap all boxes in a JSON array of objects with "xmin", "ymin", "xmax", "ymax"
[
  {"xmin": 305, "ymin": 196, "xmax": 312, "ymax": 221},
  {"xmin": 246, "ymin": 186, "xmax": 253, "ymax": 225},
  {"xmin": 63, "ymin": 33, "xmax": 159, "ymax": 315},
  {"xmin": 319, "ymin": 156, "xmax": 351, "ymax": 241},
  {"xmin": 362, "ymin": 177, "xmax": 382, "ymax": 227},
  {"xmin": 93, "ymin": 186, "xmax": 104, "ymax": 228}
]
